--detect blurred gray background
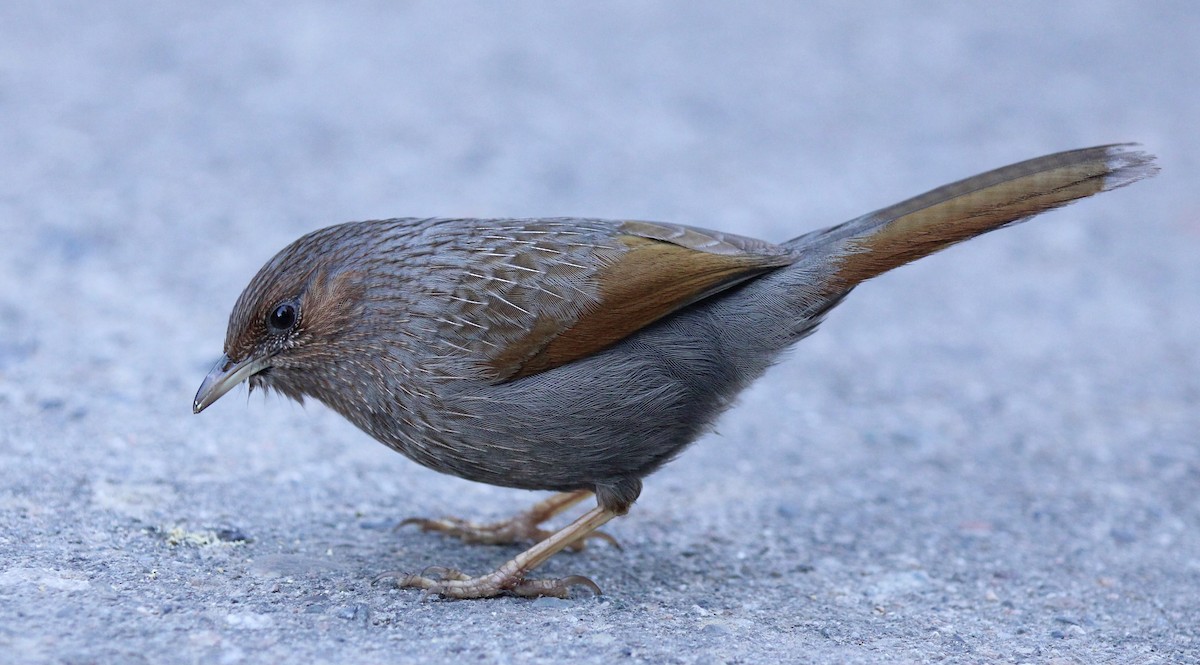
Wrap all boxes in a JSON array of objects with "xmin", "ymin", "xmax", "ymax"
[{"xmin": 1, "ymin": 2, "xmax": 1197, "ymax": 664}]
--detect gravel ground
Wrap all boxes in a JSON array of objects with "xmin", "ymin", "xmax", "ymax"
[{"xmin": 1, "ymin": 2, "xmax": 1197, "ymax": 664}]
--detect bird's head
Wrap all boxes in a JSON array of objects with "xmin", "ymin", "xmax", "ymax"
[{"xmin": 193, "ymin": 224, "xmax": 369, "ymax": 414}]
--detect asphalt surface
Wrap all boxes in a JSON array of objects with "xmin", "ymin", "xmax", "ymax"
[{"xmin": 1, "ymin": 2, "xmax": 1197, "ymax": 664}]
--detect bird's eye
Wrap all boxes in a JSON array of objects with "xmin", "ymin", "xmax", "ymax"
[{"xmin": 267, "ymin": 302, "xmax": 298, "ymax": 333}]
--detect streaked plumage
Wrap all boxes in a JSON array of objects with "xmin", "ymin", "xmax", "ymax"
[{"xmin": 195, "ymin": 145, "xmax": 1157, "ymax": 598}]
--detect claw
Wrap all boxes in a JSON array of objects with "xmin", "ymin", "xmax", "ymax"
[
  {"xmin": 371, "ymin": 570, "xmax": 417, "ymax": 586},
  {"xmin": 513, "ymin": 575, "xmax": 602, "ymax": 597},
  {"xmin": 578, "ymin": 530, "xmax": 622, "ymax": 552},
  {"xmin": 397, "ymin": 516, "xmax": 469, "ymax": 532},
  {"xmin": 420, "ymin": 565, "xmax": 469, "ymax": 581},
  {"xmin": 395, "ymin": 516, "xmax": 430, "ymax": 531}
]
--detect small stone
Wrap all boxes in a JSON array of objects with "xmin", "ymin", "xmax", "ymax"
[
  {"xmin": 336, "ymin": 604, "xmax": 367, "ymax": 621},
  {"xmin": 224, "ymin": 612, "xmax": 274, "ymax": 629},
  {"xmin": 215, "ymin": 527, "xmax": 252, "ymax": 543},
  {"xmin": 1110, "ymin": 528, "xmax": 1137, "ymax": 544},
  {"xmin": 589, "ymin": 633, "xmax": 616, "ymax": 646}
]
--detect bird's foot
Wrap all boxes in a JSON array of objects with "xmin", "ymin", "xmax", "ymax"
[
  {"xmin": 380, "ymin": 504, "xmax": 619, "ymax": 601},
  {"xmin": 374, "ymin": 565, "xmax": 601, "ymax": 599},
  {"xmin": 399, "ymin": 490, "xmax": 620, "ymax": 552}
]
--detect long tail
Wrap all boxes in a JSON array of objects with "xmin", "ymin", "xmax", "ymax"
[{"xmin": 790, "ymin": 144, "xmax": 1158, "ymax": 293}]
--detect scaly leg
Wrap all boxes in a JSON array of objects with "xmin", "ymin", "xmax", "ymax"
[
  {"xmin": 399, "ymin": 490, "xmax": 619, "ymax": 551},
  {"xmin": 376, "ymin": 504, "xmax": 617, "ymax": 599}
]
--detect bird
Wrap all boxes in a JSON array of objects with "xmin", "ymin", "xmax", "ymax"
[{"xmin": 194, "ymin": 144, "xmax": 1157, "ymax": 599}]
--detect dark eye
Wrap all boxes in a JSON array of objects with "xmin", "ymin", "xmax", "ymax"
[{"xmin": 267, "ymin": 302, "xmax": 298, "ymax": 333}]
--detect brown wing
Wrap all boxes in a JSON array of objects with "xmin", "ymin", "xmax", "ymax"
[{"xmin": 474, "ymin": 219, "xmax": 795, "ymax": 381}]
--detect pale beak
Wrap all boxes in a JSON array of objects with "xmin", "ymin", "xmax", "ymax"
[{"xmin": 193, "ymin": 354, "xmax": 272, "ymax": 414}]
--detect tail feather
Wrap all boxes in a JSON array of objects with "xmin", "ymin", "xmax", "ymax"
[{"xmin": 791, "ymin": 144, "xmax": 1158, "ymax": 292}]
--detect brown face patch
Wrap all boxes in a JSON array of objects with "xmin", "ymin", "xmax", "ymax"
[
  {"xmin": 297, "ymin": 267, "xmax": 368, "ymax": 347},
  {"xmin": 223, "ymin": 256, "xmax": 367, "ymax": 370}
]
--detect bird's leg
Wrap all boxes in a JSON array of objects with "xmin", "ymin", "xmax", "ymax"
[
  {"xmin": 377, "ymin": 504, "xmax": 618, "ymax": 599},
  {"xmin": 399, "ymin": 489, "xmax": 619, "ymax": 551}
]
